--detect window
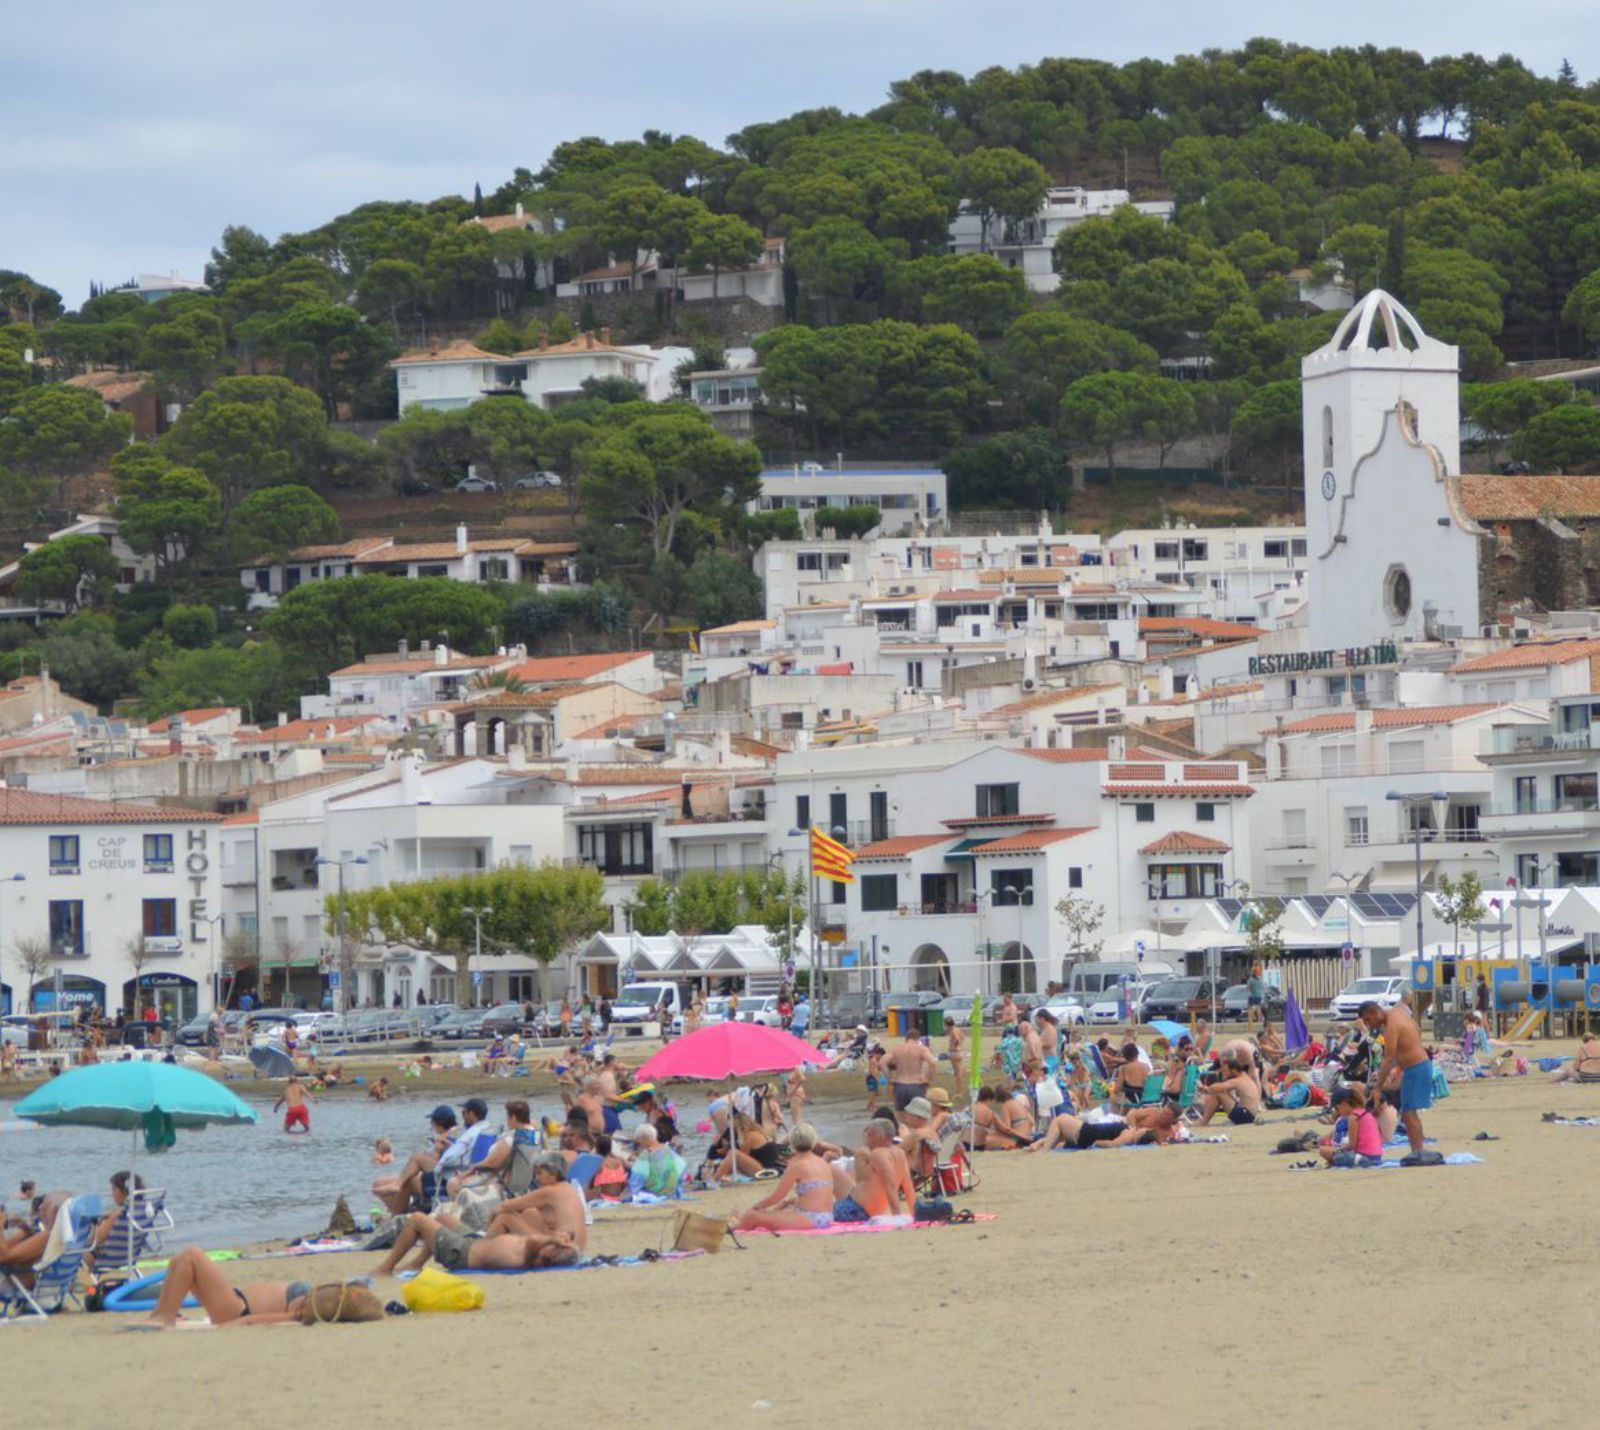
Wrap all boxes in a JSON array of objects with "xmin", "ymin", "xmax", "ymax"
[
  {"xmin": 1322, "ymin": 404, "xmax": 1334, "ymax": 467},
  {"xmin": 48, "ymin": 835, "xmax": 79, "ymax": 874},
  {"xmin": 796, "ymin": 553, "xmax": 822, "ymax": 572},
  {"xmin": 416, "ymin": 563, "xmax": 449, "ymax": 578},
  {"xmin": 795, "ymin": 795, "xmax": 810, "ymax": 830},
  {"xmin": 831, "ymin": 880, "xmax": 846, "ymax": 905},
  {"xmin": 906, "ymin": 660, "xmax": 924, "ymax": 687},
  {"xmin": 1147, "ymin": 863, "xmax": 1223, "ymax": 899},
  {"xmin": 1068, "ymin": 867, "xmax": 1083, "ymax": 889},
  {"xmin": 142, "ymin": 898, "xmax": 177, "ymax": 939},
  {"xmin": 49, "ymin": 900, "xmax": 84, "ymax": 955},
  {"xmin": 144, "ymin": 833, "xmax": 174, "ymax": 871},
  {"xmin": 860, "ymin": 874, "xmax": 899, "ymax": 912},
  {"xmin": 1154, "ymin": 541, "xmax": 1179, "ymax": 561},
  {"xmin": 1291, "ymin": 538, "xmax": 1307, "ymax": 557},
  {"xmin": 989, "ymin": 869, "xmax": 1034, "ymax": 901},
  {"xmin": 780, "ymin": 711, "xmax": 804, "ymax": 730},
  {"xmin": 1514, "ymin": 776, "xmax": 1538, "ymax": 814},
  {"xmin": 477, "ymin": 558, "xmax": 509, "ymax": 581},
  {"xmin": 1555, "ymin": 773, "xmax": 1598, "ymax": 811},
  {"xmin": 576, "ymin": 823, "xmax": 654, "ymax": 876},
  {"xmin": 1556, "ymin": 851, "xmax": 1600, "ymax": 886},
  {"xmin": 1181, "ymin": 539, "xmax": 1208, "ymax": 561},
  {"xmin": 869, "ymin": 791, "xmax": 889, "ymax": 843},
  {"xmin": 1345, "ymin": 807, "xmax": 1369, "ymax": 846},
  {"xmin": 1264, "ymin": 540, "xmax": 1288, "ymax": 559},
  {"xmin": 975, "ymin": 783, "xmax": 1020, "ymax": 818},
  {"xmin": 1134, "ymin": 803, "xmax": 1155, "ymax": 823},
  {"xmin": 1196, "ymin": 802, "xmax": 1216, "ymax": 823},
  {"xmin": 1515, "ymin": 854, "xmax": 1542, "ymax": 887},
  {"xmin": 828, "ymin": 793, "xmax": 847, "ymax": 835}
]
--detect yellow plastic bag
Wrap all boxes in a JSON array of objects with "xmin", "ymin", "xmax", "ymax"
[{"xmin": 401, "ymin": 1265, "xmax": 485, "ymax": 1313}]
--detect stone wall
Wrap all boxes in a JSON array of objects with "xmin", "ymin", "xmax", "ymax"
[{"xmin": 1477, "ymin": 516, "xmax": 1598, "ymax": 621}]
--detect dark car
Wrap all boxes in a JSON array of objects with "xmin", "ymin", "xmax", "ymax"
[
  {"xmin": 1141, "ymin": 977, "xmax": 1223, "ymax": 1024},
  {"xmin": 480, "ymin": 1004, "xmax": 526, "ymax": 1037},
  {"xmin": 1220, "ymin": 982, "xmax": 1287, "ymax": 1023},
  {"xmin": 396, "ymin": 478, "xmax": 434, "ymax": 496}
]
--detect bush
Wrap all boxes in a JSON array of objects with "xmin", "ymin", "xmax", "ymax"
[
  {"xmin": 812, "ymin": 505, "xmax": 880, "ymax": 539},
  {"xmin": 162, "ymin": 604, "xmax": 218, "ymax": 649}
]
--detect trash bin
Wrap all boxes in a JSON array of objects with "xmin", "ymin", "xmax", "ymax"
[
  {"xmin": 924, "ymin": 1008, "xmax": 946, "ymax": 1038},
  {"xmin": 886, "ymin": 1008, "xmax": 903, "ymax": 1038}
]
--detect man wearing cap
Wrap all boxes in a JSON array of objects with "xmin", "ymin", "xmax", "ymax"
[
  {"xmin": 883, "ymin": 1028, "xmax": 939, "ymax": 1112},
  {"xmin": 896, "ymin": 1096, "xmax": 939, "ymax": 1176},
  {"xmin": 372, "ymin": 1105, "xmax": 460, "ymax": 1215},
  {"xmin": 440, "ymin": 1098, "xmax": 499, "ymax": 1194}
]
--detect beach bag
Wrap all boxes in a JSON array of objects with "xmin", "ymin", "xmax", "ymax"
[
  {"xmin": 454, "ymin": 1181, "xmax": 505, "ymax": 1233},
  {"xmin": 402, "ymin": 1266, "xmax": 485, "ymax": 1314},
  {"xmin": 299, "ymin": 1282, "xmax": 386, "ymax": 1324},
  {"xmin": 1431, "ymin": 1063, "xmax": 1451, "ymax": 1101},
  {"xmin": 914, "ymin": 1197, "xmax": 953, "ymax": 1223},
  {"xmin": 670, "ymin": 1210, "xmax": 737, "ymax": 1254}
]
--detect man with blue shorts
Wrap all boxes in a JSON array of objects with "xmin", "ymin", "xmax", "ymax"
[{"xmin": 1360, "ymin": 999, "xmax": 1434, "ymax": 1162}]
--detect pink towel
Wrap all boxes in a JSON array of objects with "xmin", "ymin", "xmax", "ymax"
[{"xmin": 753, "ymin": 1213, "xmax": 997, "ymax": 1237}]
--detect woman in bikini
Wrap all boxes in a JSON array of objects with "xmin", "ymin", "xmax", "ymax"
[
  {"xmin": 146, "ymin": 1245, "xmax": 319, "ymax": 1328},
  {"xmin": 733, "ymin": 1124, "xmax": 836, "ymax": 1232}
]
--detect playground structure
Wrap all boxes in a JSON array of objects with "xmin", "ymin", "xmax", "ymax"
[{"xmin": 1410, "ymin": 957, "xmax": 1600, "ymax": 1038}]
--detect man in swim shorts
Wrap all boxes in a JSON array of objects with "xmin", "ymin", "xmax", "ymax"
[
  {"xmin": 883, "ymin": 1028, "xmax": 939, "ymax": 1112},
  {"xmin": 373, "ymin": 1212, "xmax": 577, "ymax": 1275},
  {"xmin": 1362, "ymin": 999, "xmax": 1432, "ymax": 1160},
  {"xmin": 830, "ymin": 1120, "xmax": 914, "ymax": 1224},
  {"xmin": 274, "ymin": 1075, "xmax": 312, "ymax": 1133}
]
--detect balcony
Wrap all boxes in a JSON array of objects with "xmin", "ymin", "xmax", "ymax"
[
  {"xmin": 1480, "ymin": 799, "xmax": 1600, "ymax": 837},
  {"xmin": 1481, "ymin": 725, "xmax": 1600, "ymax": 758}
]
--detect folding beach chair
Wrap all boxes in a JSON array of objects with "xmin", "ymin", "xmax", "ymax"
[
  {"xmin": 0, "ymin": 1248, "xmax": 87, "ymax": 1322},
  {"xmin": 567, "ymin": 1153, "xmax": 603, "ymax": 1195},
  {"xmin": 93, "ymin": 1189, "xmax": 174, "ymax": 1284},
  {"xmin": 928, "ymin": 1120, "xmax": 977, "ymax": 1196}
]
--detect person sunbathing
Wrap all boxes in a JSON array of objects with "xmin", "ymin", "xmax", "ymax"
[
  {"xmin": 484, "ymin": 1154, "xmax": 587, "ymax": 1251},
  {"xmin": 1550, "ymin": 1034, "xmax": 1600, "ymax": 1083},
  {"xmin": 972, "ymin": 1086, "xmax": 1030, "ymax": 1149},
  {"xmin": 829, "ymin": 1120, "xmax": 915, "ymax": 1224},
  {"xmin": 374, "ymin": 1212, "xmax": 576, "ymax": 1275},
  {"xmin": 733, "ymin": 1124, "xmax": 837, "ymax": 1232},
  {"xmin": 1197, "ymin": 1059, "xmax": 1264, "ymax": 1125},
  {"xmin": 1112, "ymin": 1043, "xmax": 1151, "ymax": 1107},
  {"xmin": 1027, "ymin": 1105, "xmax": 1178, "ymax": 1151},
  {"xmin": 144, "ymin": 1245, "xmax": 379, "ymax": 1327},
  {"xmin": 0, "ymin": 1191, "xmax": 70, "ymax": 1280}
]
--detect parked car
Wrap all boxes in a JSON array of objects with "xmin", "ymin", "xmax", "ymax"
[
  {"xmin": 814, "ymin": 992, "xmax": 876, "ymax": 1029},
  {"xmin": 512, "ymin": 471, "xmax": 562, "ymax": 489},
  {"xmin": 1087, "ymin": 980, "xmax": 1160, "ymax": 1024},
  {"xmin": 175, "ymin": 1013, "xmax": 218, "ymax": 1047},
  {"xmin": 480, "ymin": 1003, "xmax": 526, "ymax": 1037},
  {"xmin": 733, "ymin": 994, "xmax": 784, "ymax": 1027},
  {"xmin": 1220, "ymin": 983, "xmax": 1288, "ymax": 1022},
  {"xmin": 455, "ymin": 474, "xmax": 498, "ymax": 492},
  {"xmin": 433, "ymin": 1008, "xmax": 487, "ymax": 1041},
  {"xmin": 395, "ymin": 478, "xmax": 434, "ymax": 496},
  {"xmin": 1140, "ymin": 977, "xmax": 1224, "ymax": 1024},
  {"xmin": 250, "ymin": 1010, "xmax": 340, "ymax": 1047},
  {"xmin": 1039, "ymin": 992, "xmax": 1090, "ymax": 1026},
  {"xmin": 1329, "ymin": 976, "xmax": 1407, "ymax": 1021}
]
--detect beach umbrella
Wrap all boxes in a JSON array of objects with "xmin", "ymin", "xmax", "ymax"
[
  {"xmin": 15, "ymin": 1060, "xmax": 258, "ymax": 1184},
  {"xmin": 249, "ymin": 1045, "xmax": 295, "ymax": 1080},
  {"xmin": 1149, "ymin": 1019, "xmax": 1189, "ymax": 1044},
  {"xmin": 1284, "ymin": 990, "xmax": 1309, "ymax": 1054},
  {"xmin": 967, "ymin": 992, "xmax": 983, "ymax": 1163}
]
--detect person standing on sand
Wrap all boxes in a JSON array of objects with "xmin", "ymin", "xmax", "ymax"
[
  {"xmin": 1361, "ymin": 998, "xmax": 1434, "ymax": 1159},
  {"xmin": 274, "ymin": 1075, "xmax": 313, "ymax": 1134},
  {"xmin": 947, "ymin": 1021, "xmax": 967, "ymax": 1098},
  {"xmin": 884, "ymin": 1029, "xmax": 939, "ymax": 1111},
  {"xmin": 787, "ymin": 1064, "xmax": 808, "ymax": 1127},
  {"xmin": 1246, "ymin": 965, "xmax": 1266, "ymax": 1027}
]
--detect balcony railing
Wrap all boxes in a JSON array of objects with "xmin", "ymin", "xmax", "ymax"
[
  {"xmin": 1482, "ymin": 798, "xmax": 1600, "ymax": 818},
  {"xmin": 1481, "ymin": 726, "xmax": 1600, "ymax": 757},
  {"xmin": 1347, "ymin": 828, "xmax": 1489, "ymax": 846}
]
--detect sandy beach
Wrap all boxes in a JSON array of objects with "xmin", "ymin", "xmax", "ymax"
[{"xmin": 7, "ymin": 1047, "xmax": 1598, "ymax": 1430}]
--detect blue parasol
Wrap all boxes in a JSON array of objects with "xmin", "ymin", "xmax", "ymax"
[{"xmin": 1284, "ymin": 989, "xmax": 1309, "ymax": 1053}]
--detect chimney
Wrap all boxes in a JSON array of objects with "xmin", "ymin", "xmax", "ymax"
[
  {"xmin": 564, "ymin": 755, "xmax": 580, "ymax": 782},
  {"xmin": 398, "ymin": 636, "xmax": 409, "ymax": 659},
  {"xmin": 400, "ymin": 753, "xmax": 424, "ymax": 804},
  {"xmin": 600, "ymin": 326, "xmax": 611, "ymax": 345},
  {"xmin": 434, "ymin": 644, "xmax": 448, "ymax": 667},
  {"xmin": 662, "ymin": 710, "xmax": 677, "ymax": 756},
  {"xmin": 539, "ymin": 332, "xmax": 549, "ymax": 350},
  {"xmin": 168, "ymin": 715, "xmax": 184, "ymax": 756},
  {"xmin": 428, "ymin": 335, "xmax": 441, "ymax": 354},
  {"xmin": 456, "ymin": 523, "xmax": 470, "ymax": 554},
  {"xmin": 515, "ymin": 201, "xmax": 524, "ymax": 218},
  {"xmin": 1107, "ymin": 734, "xmax": 1126, "ymax": 760},
  {"xmin": 584, "ymin": 331, "xmax": 595, "ymax": 350}
]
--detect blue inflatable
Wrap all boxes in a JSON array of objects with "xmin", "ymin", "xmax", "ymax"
[{"xmin": 102, "ymin": 1271, "xmax": 200, "ymax": 1313}]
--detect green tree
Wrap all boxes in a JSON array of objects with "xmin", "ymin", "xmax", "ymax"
[
  {"xmin": 811, "ymin": 505, "xmax": 883, "ymax": 539},
  {"xmin": 1462, "ymin": 380, "xmax": 1579, "ymax": 449},
  {"xmin": 138, "ymin": 304, "xmax": 227, "ymax": 401},
  {"xmin": 341, "ymin": 863, "xmax": 608, "ymax": 1006},
  {"xmin": 204, "ymin": 225, "xmax": 275, "ymax": 292},
  {"xmin": 1231, "ymin": 380, "xmax": 1304, "ymax": 482},
  {"xmin": 136, "ymin": 641, "xmax": 291, "ymax": 720},
  {"xmin": 466, "ymin": 398, "xmax": 550, "ymax": 480},
  {"xmin": 162, "ymin": 604, "xmax": 218, "ymax": 648},
  {"xmin": 682, "ymin": 211, "xmax": 765, "ymax": 300},
  {"xmin": 474, "ymin": 317, "xmax": 526, "ymax": 355},
  {"xmin": 113, "ymin": 452, "xmax": 222, "ymax": 581},
  {"xmin": 944, "ymin": 428, "xmax": 1069, "ymax": 510},
  {"xmin": 684, "ymin": 550, "xmax": 764, "ymax": 627},
  {"xmin": 1320, "ymin": 222, "xmax": 1386, "ymax": 291},
  {"xmin": 378, "ymin": 406, "xmax": 478, "ymax": 488},
  {"xmin": 421, "ymin": 223, "xmax": 497, "ymax": 316},
  {"xmin": 956, "ymin": 146, "xmax": 1049, "ymax": 250},
  {"xmin": 1059, "ymin": 370, "xmax": 1196, "ymax": 473},
  {"xmin": 229, "ymin": 485, "xmax": 340, "ymax": 565},
  {"xmin": 890, "ymin": 254, "xmax": 1028, "ymax": 335},
  {"xmin": 15, "ymin": 535, "xmax": 121, "ymax": 610},
  {"xmin": 579, "ymin": 410, "xmax": 761, "ymax": 558},
  {"xmin": 355, "ymin": 258, "xmax": 425, "ymax": 332},
  {"xmin": 0, "ymin": 385, "xmax": 132, "ymax": 508},
  {"xmin": 1434, "ymin": 871, "xmax": 1486, "ymax": 957},
  {"xmin": 161, "ymin": 375, "xmax": 331, "ymax": 511},
  {"xmin": 994, "ymin": 311, "xmax": 1158, "ymax": 427},
  {"xmin": 1562, "ymin": 268, "xmax": 1600, "ymax": 345},
  {"xmin": 42, "ymin": 613, "xmax": 140, "ymax": 709},
  {"xmin": 787, "ymin": 216, "xmax": 897, "ymax": 321},
  {"xmin": 265, "ymin": 301, "xmax": 394, "ymax": 417},
  {"xmin": 1511, "ymin": 404, "xmax": 1600, "ymax": 472}
]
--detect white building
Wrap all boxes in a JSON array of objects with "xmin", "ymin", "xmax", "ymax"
[
  {"xmin": 391, "ymin": 332, "xmax": 656, "ymax": 414},
  {"xmin": 753, "ymin": 465, "xmax": 947, "ymax": 535},
  {"xmin": 0, "ymin": 515, "xmax": 157, "ymax": 617},
  {"xmin": 1480, "ymin": 693, "xmax": 1600, "ymax": 888},
  {"xmin": 1104, "ymin": 525, "xmax": 1308, "ymax": 624},
  {"xmin": 0, "ymin": 790, "xmax": 224, "ymax": 1020},
  {"xmin": 948, "ymin": 186, "xmax": 1177, "ymax": 293},
  {"xmin": 301, "ymin": 647, "xmax": 518, "ymax": 723}
]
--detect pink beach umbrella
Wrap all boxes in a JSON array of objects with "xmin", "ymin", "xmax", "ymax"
[{"xmin": 636, "ymin": 1021, "xmax": 832, "ymax": 1083}]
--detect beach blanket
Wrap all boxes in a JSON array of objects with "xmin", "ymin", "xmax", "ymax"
[
  {"xmin": 588, "ymin": 1191, "xmax": 695, "ymax": 1212},
  {"xmin": 1545, "ymin": 1114, "xmax": 1600, "ymax": 1126},
  {"xmin": 1329, "ymin": 1153, "xmax": 1485, "ymax": 1170},
  {"xmin": 398, "ymin": 1250, "xmax": 706, "ymax": 1277},
  {"xmin": 752, "ymin": 1213, "xmax": 997, "ymax": 1237},
  {"xmin": 286, "ymin": 1238, "xmax": 364, "ymax": 1255}
]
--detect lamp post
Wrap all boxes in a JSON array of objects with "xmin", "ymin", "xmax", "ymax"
[
  {"xmin": 974, "ymin": 888, "xmax": 998, "ymax": 1000},
  {"xmin": 1386, "ymin": 791, "xmax": 1449, "ymax": 966},
  {"xmin": 201, "ymin": 912, "xmax": 227, "ymax": 1013},
  {"xmin": 465, "ymin": 906, "xmax": 492, "ymax": 1008},
  {"xmin": 316, "ymin": 856, "xmax": 369, "ymax": 1012},
  {"xmin": 1329, "ymin": 870, "xmax": 1362, "ymax": 978},
  {"xmin": 0, "ymin": 873, "xmax": 24, "ymax": 1017},
  {"xmin": 1509, "ymin": 856, "xmax": 1548, "ymax": 981},
  {"xmin": 766, "ymin": 850, "xmax": 795, "ymax": 991}
]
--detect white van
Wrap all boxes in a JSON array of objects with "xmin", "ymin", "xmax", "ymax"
[
  {"xmin": 1065, "ymin": 960, "xmax": 1179, "ymax": 999},
  {"xmin": 609, "ymin": 982, "xmax": 685, "ymax": 1026}
]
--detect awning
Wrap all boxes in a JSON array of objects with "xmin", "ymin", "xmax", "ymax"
[{"xmin": 944, "ymin": 838, "xmax": 986, "ymax": 861}]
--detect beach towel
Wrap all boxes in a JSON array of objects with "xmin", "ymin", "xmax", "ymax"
[
  {"xmin": 750, "ymin": 1213, "xmax": 997, "ymax": 1237},
  {"xmin": 1544, "ymin": 1114, "xmax": 1600, "ymax": 1126},
  {"xmin": 397, "ymin": 1251, "xmax": 706, "ymax": 1277},
  {"xmin": 286, "ymin": 1238, "xmax": 364, "ymax": 1255},
  {"xmin": 1328, "ymin": 1153, "xmax": 1485, "ymax": 1170}
]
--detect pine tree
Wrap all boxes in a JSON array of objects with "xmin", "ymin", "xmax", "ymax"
[
  {"xmin": 1383, "ymin": 216, "xmax": 1407, "ymax": 301},
  {"xmin": 472, "ymin": 181, "xmax": 484, "ymax": 216},
  {"xmin": 1558, "ymin": 58, "xmax": 1578, "ymax": 87}
]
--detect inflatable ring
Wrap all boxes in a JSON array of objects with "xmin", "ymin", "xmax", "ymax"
[{"xmin": 102, "ymin": 1271, "xmax": 200, "ymax": 1313}]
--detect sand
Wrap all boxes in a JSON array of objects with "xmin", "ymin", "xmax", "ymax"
[{"xmin": 8, "ymin": 1051, "xmax": 1599, "ymax": 1430}]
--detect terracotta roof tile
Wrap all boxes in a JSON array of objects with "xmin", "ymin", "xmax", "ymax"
[
  {"xmin": 1145, "ymin": 681, "xmax": 1263, "ymax": 706},
  {"xmin": 508, "ymin": 651, "xmax": 651, "ymax": 685},
  {"xmin": 236, "ymin": 716, "xmax": 389, "ymax": 744},
  {"xmin": 1140, "ymin": 617, "xmax": 1262, "ymax": 639},
  {"xmin": 1019, "ymin": 748, "xmax": 1110, "ymax": 764},
  {"xmin": 701, "ymin": 619, "xmax": 776, "ymax": 635},
  {"xmin": 1103, "ymin": 783, "xmax": 1255, "ymax": 797},
  {"xmin": 512, "ymin": 333, "xmax": 653, "ymax": 360},
  {"xmin": 148, "ymin": 707, "xmax": 235, "ymax": 732},
  {"xmin": 853, "ymin": 834, "xmax": 954, "ymax": 861},
  {"xmin": 1138, "ymin": 830, "xmax": 1232, "ymax": 856},
  {"xmin": 331, "ymin": 655, "xmax": 504, "ymax": 677},
  {"xmin": 1458, "ymin": 474, "xmax": 1600, "ymax": 520},
  {"xmin": 942, "ymin": 812, "xmax": 1056, "ymax": 828},
  {"xmin": 1278, "ymin": 703, "xmax": 1499, "ymax": 734},
  {"xmin": 221, "ymin": 809, "xmax": 260, "ymax": 825},
  {"xmin": 971, "ymin": 827, "xmax": 1094, "ymax": 853},
  {"xmin": 272, "ymin": 539, "xmax": 390, "ymax": 564},
  {"xmin": 1449, "ymin": 640, "xmax": 1600, "ymax": 674},
  {"xmin": 390, "ymin": 339, "xmax": 505, "ymax": 367},
  {"xmin": 0, "ymin": 791, "xmax": 222, "ymax": 826}
]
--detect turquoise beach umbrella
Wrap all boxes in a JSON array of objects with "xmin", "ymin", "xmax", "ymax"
[{"xmin": 16, "ymin": 1062, "xmax": 257, "ymax": 1155}]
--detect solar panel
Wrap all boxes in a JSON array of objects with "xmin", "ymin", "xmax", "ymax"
[
  {"xmin": 1300, "ymin": 895, "xmax": 1334, "ymax": 916},
  {"xmin": 1215, "ymin": 898, "xmax": 1245, "ymax": 920},
  {"xmin": 1350, "ymin": 893, "xmax": 1386, "ymax": 918}
]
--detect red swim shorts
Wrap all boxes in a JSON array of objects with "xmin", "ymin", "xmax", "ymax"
[{"xmin": 284, "ymin": 1104, "xmax": 311, "ymax": 1132}]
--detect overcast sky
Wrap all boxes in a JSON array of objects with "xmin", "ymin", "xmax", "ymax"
[{"xmin": 4, "ymin": 1, "xmax": 1594, "ymax": 308}]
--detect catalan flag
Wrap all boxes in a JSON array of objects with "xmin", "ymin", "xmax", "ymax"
[{"xmin": 810, "ymin": 825, "xmax": 856, "ymax": 883}]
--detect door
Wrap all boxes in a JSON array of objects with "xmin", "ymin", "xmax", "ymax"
[{"xmin": 869, "ymin": 791, "xmax": 889, "ymax": 843}]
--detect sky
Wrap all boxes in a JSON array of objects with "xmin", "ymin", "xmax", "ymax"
[{"xmin": 3, "ymin": 1, "xmax": 1595, "ymax": 309}]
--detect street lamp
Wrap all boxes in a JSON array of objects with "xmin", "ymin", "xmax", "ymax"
[
  {"xmin": 766, "ymin": 850, "xmax": 797, "ymax": 995},
  {"xmin": 1328, "ymin": 870, "xmax": 1363, "ymax": 977},
  {"xmin": 0, "ymin": 873, "xmax": 24, "ymax": 1016},
  {"xmin": 464, "ymin": 906, "xmax": 493, "ymax": 1007},
  {"xmin": 316, "ymin": 856, "xmax": 369, "ymax": 1012},
  {"xmin": 1508, "ymin": 857, "xmax": 1548, "ymax": 978},
  {"xmin": 201, "ymin": 912, "xmax": 227, "ymax": 1012},
  {"xmin": 1386, "ymin": 791, "xmax": 1449, "ymax": 964}
]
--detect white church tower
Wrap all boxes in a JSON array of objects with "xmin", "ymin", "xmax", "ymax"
[{"xmin": 1301, "ymin": 291, "xmax": 1481, "ymax": 650}]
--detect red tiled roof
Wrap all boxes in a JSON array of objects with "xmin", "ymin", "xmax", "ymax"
[
  {"xmin": 508, "ymin": 651, "xmax": 651, "ymax": 686},
  {"xmin": 221, "ymin": 809, "xmax": 259, "ymax": 825},
  {"xmin": 1145, "ymin": 681, "xmax": 1263, "ymax": 707},
  {"xmin": 390, "ymin": 339, "xmax": 505, "ymax": 367},
  {"xmin": 1140, "ymin": 617, "xmax": 1262, "ymax": 640},
  {"xmin": 236, "ymin": 717, "xmax": 389, "ymax": 745},
  {"xmin": 1139, "ymin": 830, "xmax": 1232, "ymax": 856},
  {"xmin": 1458, "ymin": 473, "xmax": 1600, "ymax": 520},
  {"xmin": 853, "ymin": 834, "xmax": 953, "ymax": 861},
  {"xmin": 988, "ymin": 684, "xmax": 1125, "ymax": 717},
  {"xmin": 278, "ymin": 539, "xmax": 390, "ymax": 563},
  {"xmin": 0, "ymin": 791, "xmax": 221, "ymax": 826},
  {"xmin": 942, "ymin": 812, "xmax": 1056, "ymax": 828},
  {"xmin": 1278, "ymin": 703, "xmax": 1498, "ymax": 734},
  {"xmin": 590, "ymin": 787, "xmax": 679, "ymax": 807},
  {"xmin": 331, "ymin": 655, "xmax": 504, "ymax": 677},
  {"xmin": 1449, "ymin": 640, "xmax": 1600, "ymax": 674},
  {"xmin": 148, "ymin": 707, "xmax": 235, "ymax": 732},
  {"xmin": 1104, "ymin": 783, "xmax": 1255, "ymax": 798},
  {"xmin": 1019, "ymin": 748, "xmax": 1110, "ymax": 764},
  {"xmin": 971, "ymin": 827, "xmax": 1094, "ymax": 853}
]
